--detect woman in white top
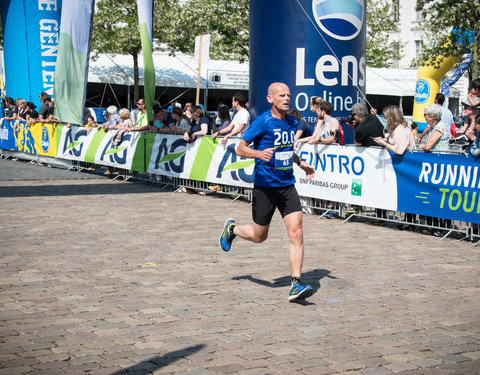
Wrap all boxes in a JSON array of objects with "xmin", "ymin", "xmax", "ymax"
[
  {"xmin": 373, "ymin": 105, "xmax": 415, "ymax": 155},
  {"xmin": 171, "ymin": 107, "xmax": 191, "ymax": 134}
]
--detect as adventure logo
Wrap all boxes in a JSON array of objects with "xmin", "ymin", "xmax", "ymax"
[{"xmin": 312, "ymin": 0, "xmax": 365, "ymax": 41}]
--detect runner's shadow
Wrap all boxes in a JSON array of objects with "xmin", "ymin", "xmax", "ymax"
[
  {"xmin": 111, "ymin": 345, "xmax": 205, "ymax": 374},
  {"xmin": 232, "ymin": 269, "xmax": 335, "ymax": 302}
]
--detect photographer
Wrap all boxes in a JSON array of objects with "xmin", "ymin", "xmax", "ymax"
[{"xmin": 350, "ymin": 103, "xmax": 384, "ymax": 147}]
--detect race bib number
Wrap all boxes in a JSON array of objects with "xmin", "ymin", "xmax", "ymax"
[{"xmin": 275, "ymin": 150, "xmax": 293, "ymax": 170}]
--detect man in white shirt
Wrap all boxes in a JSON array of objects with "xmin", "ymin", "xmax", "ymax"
[
  {"xmin": 435, "ymin": 93, "xmax": 454, "ymax": 127},
  {"xmin": 212, "ymin": 92, "xmax": 250, "ymax": 144}
]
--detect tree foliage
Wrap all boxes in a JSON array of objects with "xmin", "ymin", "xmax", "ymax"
[
  {"xmin": 416, "ymin": 0, "xmax": 480, "ymax": 79},
  {"xmin": 366, "ymin": 0, "xmax": 402, "ymax": 68},
  {"xmin": 91, "ymin": 0, "xmax": 176, "ymax": 104},
  {"xmin": 164, "ymin": 0, "xmax": 249, "ymax": 62}
]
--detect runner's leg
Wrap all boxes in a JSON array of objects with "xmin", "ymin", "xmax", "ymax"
[
  {"xmin": 233, "ymin": 223, "xmax": 269, "ymax": 243},
  {"xmin": 283, "ymin": 211, "xmax": 304, "ymax": 278}
]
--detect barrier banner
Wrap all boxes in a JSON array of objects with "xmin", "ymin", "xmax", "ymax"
[
  {"xmin": 28, "ymin": 122, "xmax": 58, "ymax": 156},
  {"xmin": 56, "ymin": 126, "xmax": 143, "ymax": 169},
  {"xmin": 0, "ymin": 120, "xmax": 58, "ymax": 155},
  {"xmin": 147, "ymin": 135, "xmax": 254, "ymax": 187},
  {"xmin": 296, "ymin": 143, "xmax": 480, "ymax": 224},
  {"xmin": 0, "ymin": 120, "xmax": 19, "ymax": 151},
  {"xmin": 295, "ymin": 144, "xmax": 398, "ymax": 210},
  {"xmin": 56, "ymin": 125, "xmax": 100, "ymax": 161},
  {"xmin": 91, "ymin": 130, "xmax": 142, "ymax": 169},
  {"xmin": 394, "ymin": 151, "xmax": 480, "ymax": 224}
]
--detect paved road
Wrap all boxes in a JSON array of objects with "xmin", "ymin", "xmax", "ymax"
[{"xmin": 1, "ymin": 158, "xmax": 479, "ymax": 374}]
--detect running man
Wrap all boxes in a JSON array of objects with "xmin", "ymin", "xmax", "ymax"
[{"xmin": 219, "ymin": 82, "xmax": 316, "ymax": 302}]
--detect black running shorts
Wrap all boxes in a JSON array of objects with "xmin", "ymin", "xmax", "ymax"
[{"xmin": 252, "ymin": 184, "xmax": 302, "ymax": 226}]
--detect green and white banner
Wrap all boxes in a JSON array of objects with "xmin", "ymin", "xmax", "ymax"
[
  {"xmin": 53, "ymin": 0, "xmax": 95, "ymax": 125},
  {"xmin": 146, "ymin": 135, "xmax": 254, "ymax": 187},
  {"xmin": 56, "ymin": 126, "xmax": 143, "ymax": 169}
]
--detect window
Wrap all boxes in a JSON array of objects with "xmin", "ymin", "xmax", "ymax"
[
  {"xmin": 392, "ymin": 0, "xmax": 400, "ymax": 22},
  {"xmin": 415, "ymin": 40, "xmax": 423, "ymax": 59}
]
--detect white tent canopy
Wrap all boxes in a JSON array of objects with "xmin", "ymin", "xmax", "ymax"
[
  {"xmin": 88, "ymin": 52, "xmax": 467, "ymax": 98},
  {"xmin": 88, "ymin": 52, "xmax": 249, "ymax": 90}
]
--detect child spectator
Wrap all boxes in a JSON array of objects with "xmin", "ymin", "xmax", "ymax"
[{"xmin": 85, "ymin": 115, "xmax": 99, "ymax": 132}]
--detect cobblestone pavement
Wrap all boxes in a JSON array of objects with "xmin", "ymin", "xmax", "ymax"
[{"xmin": 1, "ymin": 159, "xmax": 480, "ymax": 374}]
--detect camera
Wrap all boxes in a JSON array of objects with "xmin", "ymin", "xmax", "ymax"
[{"xmin": 337, "ymin": 114, "xmax": 354, "ymax": 123}]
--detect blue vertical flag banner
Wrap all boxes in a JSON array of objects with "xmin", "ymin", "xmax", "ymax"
[
  {"xmin": 53, "ymin": 0, "xmax": 95, "ymax": 125},
  {"xmin": 0, "ymin": 0, "xmax": 62, "ymax": 106},
  {"xmin": 137, "ymin": 0, "xmax": 155, "ymax": 124}
]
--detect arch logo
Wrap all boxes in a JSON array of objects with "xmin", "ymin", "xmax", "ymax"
[
  {"xmin": 415, "ymin": 79, "xmax": 430, "ymax": 104},
  {"xmin": 312, "ymin": 0, "xmax": 365, "ymax": 41}
]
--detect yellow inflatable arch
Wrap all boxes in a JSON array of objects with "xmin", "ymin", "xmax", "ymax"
[{"xmin": 412, "ymin": 53, "xmax": 460, "ymax": 131}]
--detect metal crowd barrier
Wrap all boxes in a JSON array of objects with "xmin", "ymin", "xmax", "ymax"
[{"xmin": 0, "ymin": 148, "xmax": 478, "ymax": 245}]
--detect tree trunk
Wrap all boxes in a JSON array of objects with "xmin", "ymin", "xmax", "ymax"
[{"xmin": 133, "ymin": 51, "xmax": 139, "ymax": 107}]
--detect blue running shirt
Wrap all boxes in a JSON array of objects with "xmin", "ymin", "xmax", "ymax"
[{"xmin": 242, "ymin": 110, "xmax": 298, "ymax": 187}]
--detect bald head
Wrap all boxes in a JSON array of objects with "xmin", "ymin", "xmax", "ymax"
[
  {"xmin": 267, "ymin": 82, "xmax": 291, "ymax": 118},
  {"xmin": 267, "ymin": 82, "xmax": 289, "ymax": 96}
]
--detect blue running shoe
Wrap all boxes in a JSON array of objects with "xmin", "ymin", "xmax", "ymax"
[
  {"xmin": 288, "ymin": 278, "xmax": 313, "ymax": 302},
  {"xmin": 220, "ymin": 218, "xmax": 236, "ymax": 252}
]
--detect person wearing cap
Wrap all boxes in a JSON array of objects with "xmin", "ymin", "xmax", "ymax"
[{"xmin": 458, "ymin": 99, "xmax": 480, "ymax": 134}]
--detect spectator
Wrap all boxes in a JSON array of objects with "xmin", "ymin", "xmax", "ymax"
[
  {"xmin": 183, "ymin": 102, "xmax": 193, "ymax": 119},
  {"xmin": 419, "ymin": 104, "xmax": 451, "ymax": 152},
  {"xmin": 16, "ymin": 99, "xmax": 28, "ymax": 121},
  {"xmin": 411, "ymin": 122, "xmax": 418, "ymax": 138},
  {"xmin": 113, "ymin": 108, "xmax": 133, "ymax": 131},
  {"xmin": 418, "ymin": 107, "xmax": 452, "ymax": 236},
  {"xmin": 467, "ymin": 78, "xmax": 480, "ymax": 108},
  {"xmin": 153, "ymin": 108, "xmax": 171, "ymax": 134},
  {"xmin": 25, "ymin": 102, "xmax": 39, "ymax": 124},
  {"xmin": 351, "ymin": 102, "xmax": 384, "ymax": 147},
  {"xmin": 111, "ymin": 109, "xmax": 133, "ymax": 147},
  {"xmin": 38, "ymin": 94, "xmax": 52, "ymax": 122},
  {"xmin": 373, "ymin": 105, "xmax": 416, "ymax": 155},
  {"xmin": 3, "ymin": 97, "xmax": 17, "ymax": 121},
  {"xmin": 184, "ymin": 105, "xmax": 208, "ymax": 142},
  {"xmin": 307, "ymin": 98, "xmax": 341, "ymax": 145},
  {"xmin": 85, "ymin": 115, "xmax": 98, "ymax": 132},
  {"xmin": 419, "ymin": 93, "xmax": 455, "ymax": 142},
  {"xmin": 287, "ymin": 109, "xmax": 312, "ymax": 141},
  {"xmin": 171, "ymin": 106, "xmax": 191, "ymax": 134},
  {"xmin": 133, "ymin": 98, "xmax": 149, "ymax": 131},
  {"xmin": 103, "ymin": 105, "xmax": 122, "ymax": 131},
  {"xmin": 466, "ymin": 113, "xmax": 480, "ymax": 158},
  {"xmin": 212, "ymin": 105, "xmax": 232, "ymax": 138},
  {"xmin": 374, "ymin": 106, "xmax": 417, "ymax": 230},
  {"xmin": 457, "ymin": 100, "xmax": 480, "ymax": 135},
  {"xmin": 40, "ymin": 99, "xmax": 59, "ymax": 123},
  {"xmin": 435, "ymin": 93, "xmax": 454, "ymax": 129},
  {"xmin": 212, "ymin": 92, "xmax": 250, "ymax": 144}
]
